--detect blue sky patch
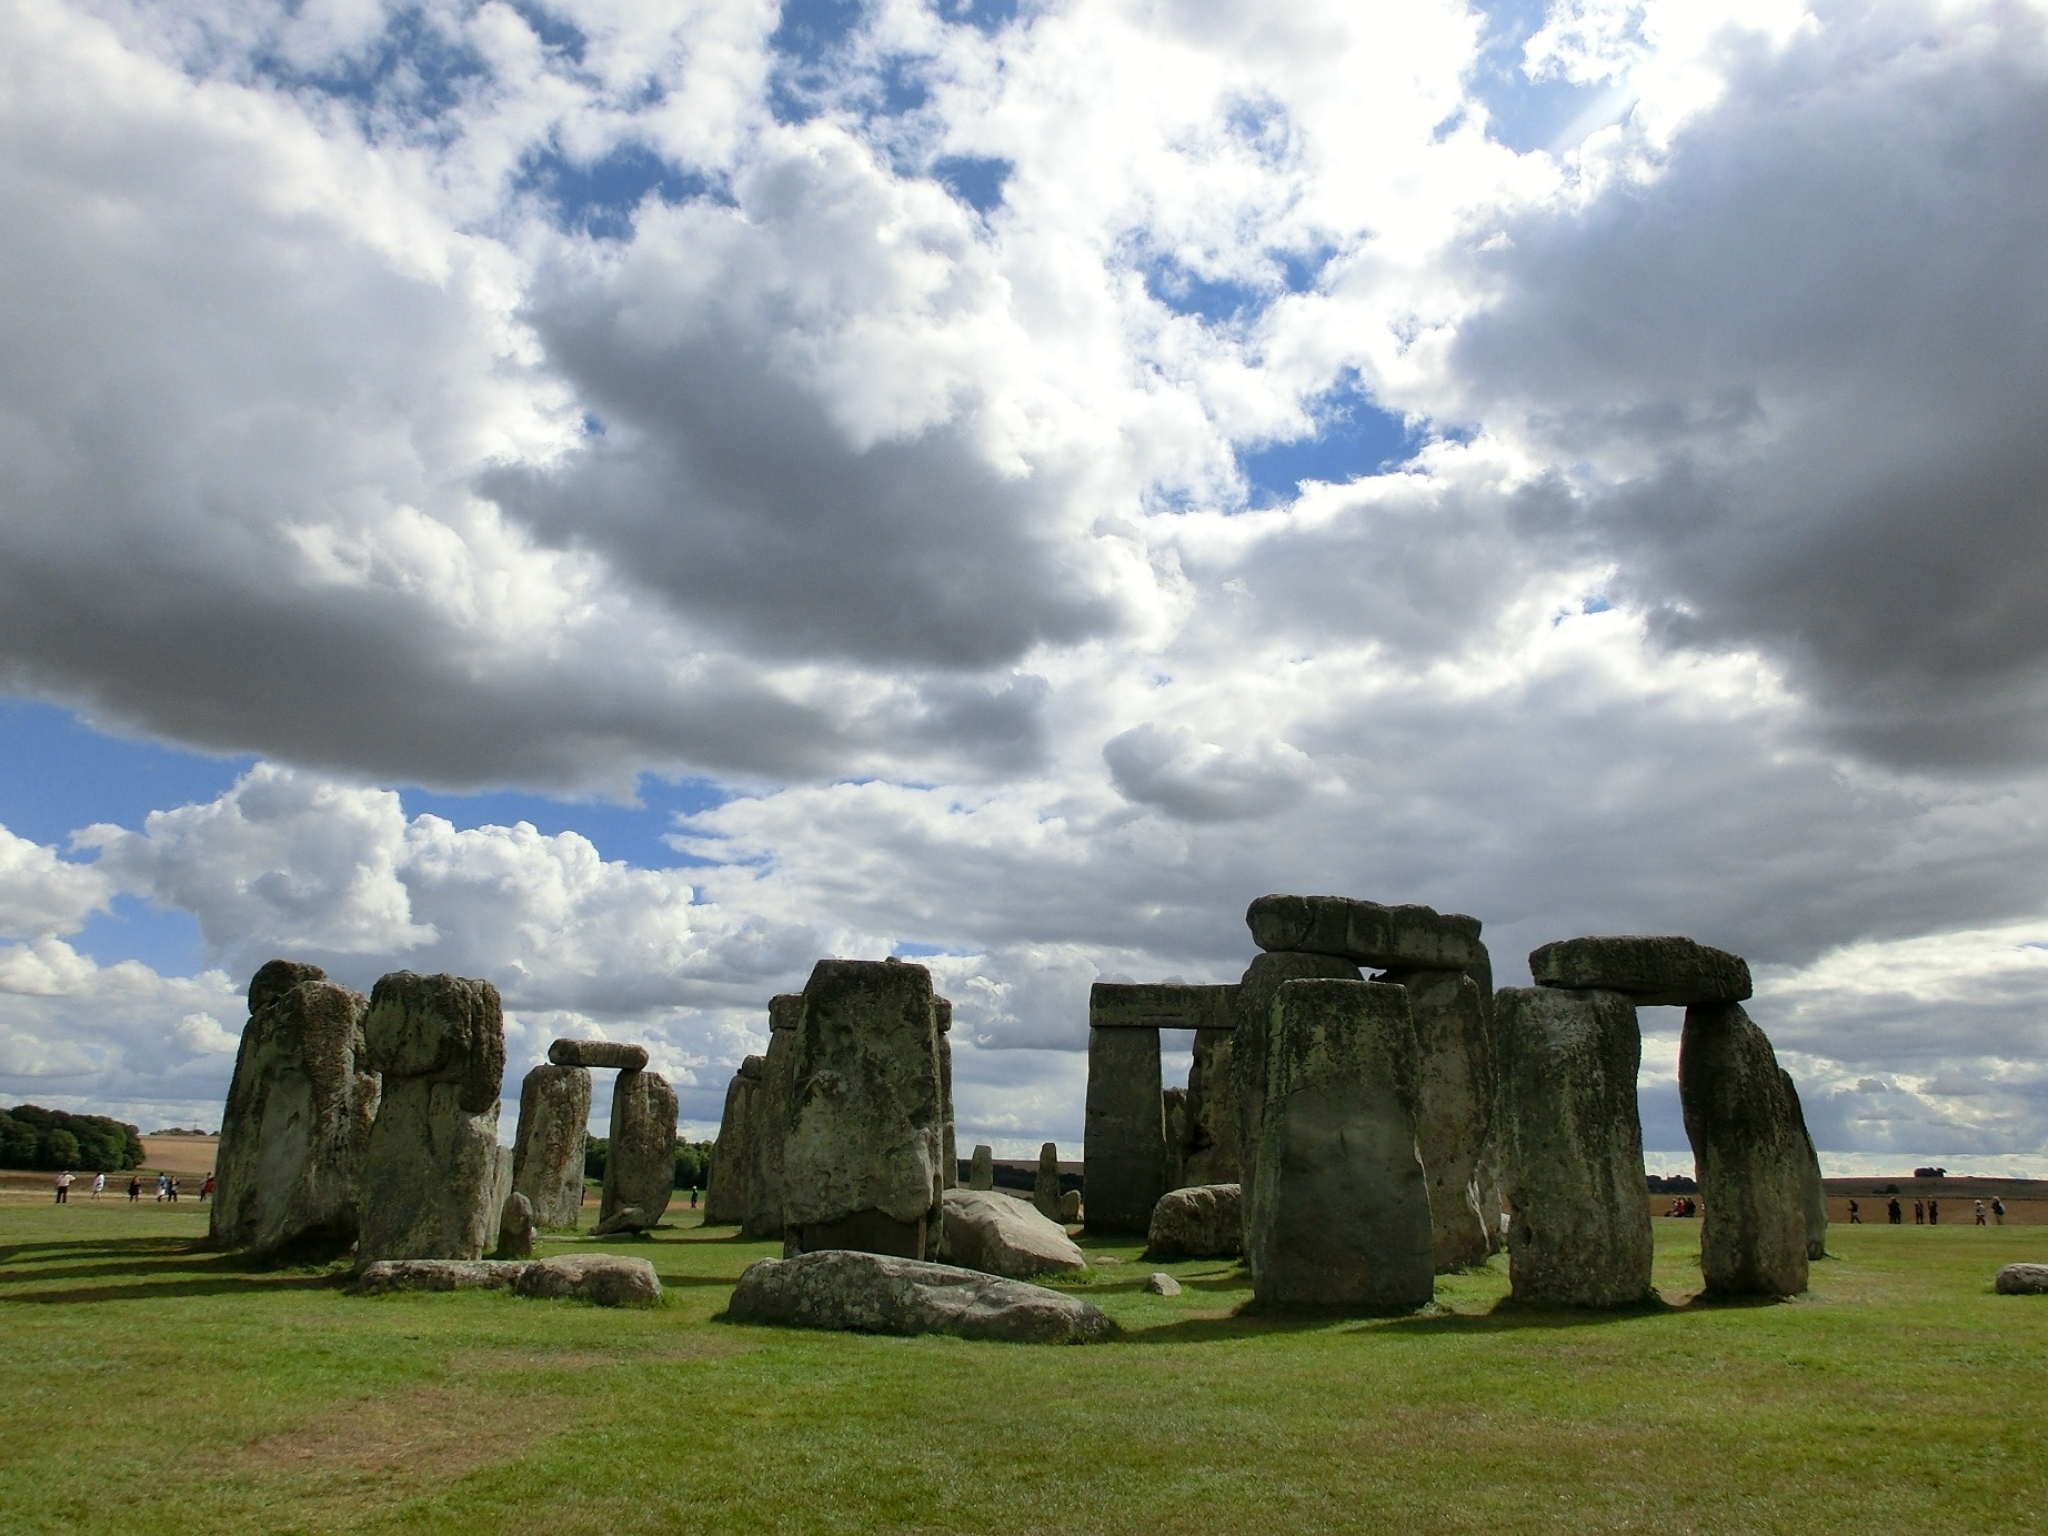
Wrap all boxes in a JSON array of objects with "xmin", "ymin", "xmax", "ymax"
[
  {"xmin": 934, "ymin": 155, "xmax": 1013, "ymax": 214},
  {"xmin": 514, "ymin": 142, "xmax": 717, "ymax": 240},
  {"xmin": 1238, "ymin": 380, "xmax": 1419, "ymax": 505}
]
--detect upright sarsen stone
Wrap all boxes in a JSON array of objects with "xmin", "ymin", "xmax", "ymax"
[
  {"xmin": 1496, "ymin": 986, "xmax": 1653, "ymax": 1308},
  {"xmin": 704, "ymin": 1057, "xmax": 760, "ymax": 1225},
  {"xmin": 1083, "ymin": 1024, "xmax": 1165, "ymax": 1233},
  {"xmin": 1231, "ymin": 951, "xmax": 1362, "ymax": 1223},
  {"xmin": 1381, "ymin": 968, "xmax": 1498, "ymax": 1271},
  {"xmin": 602, "ymin": 1067, "xmax": 678, "ymax": 1232},
  {"xmin": 1781, "ymin": 1067, "xmax": 1829, "ymax": 1262},
  {"xmin": 1680, "ymin": 1004, "xmax": 1808, "ymax": 1297},
  {"xmin": 210, "ymin": 961, "xmax": 379, "ymax": 1262},
  {"xmin": 783, "ymin": 959, "xmax": 944, "ymax": 1259},
  {"xmin": 356, "ymin": 972, "xmax": 507, "ymax": 1270},
  {"xmin": 1181, "ymin": 1027, "xmax": 1240, "ymax": 1186},
  {"xmin": 511, "ymin": 1063, "xmax": 591, "ymax": 1228},
  {"xmin": 969, "ymin": 1145, "xmax": 995, "ymax": 1191},
  {"xmin": 742, "ymin": 995, "xmax": 803, "ymax": 1239},
  {"xmin": 1034, "ymin": 1142, "xmax": 1062, "ymax": 1222},
  {"xmin": 1246, "ymin": 979, "xmax": 1433, "ymax": 1310}
]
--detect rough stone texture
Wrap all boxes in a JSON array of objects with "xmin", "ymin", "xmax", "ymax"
[
  {"xmin": 1086, "ymin": 982, "xmax": 1238, "ymax": 1031},
  {"xmin": 1781, "ymin": 1068, "xmax": 1829, "ymax": 1263},
  {"xmin": 1033, "ymin": 1142, "xmax": 1063, "ymax": 1223},
  {"xmin": 934, "ymin": 995, "xmax": 957, "ymax": 1196},
  {"xmin": 210, "ymin": 965, "xmax": 379, "ymax": 1262},
  {"xmin": 703, "ymin": 1057, "xmax": 759, "ymax": 1225},
  {"xmin": 1246, "ymin": 980, "xmax": 1434, "ymax": 1309},
  {"xmin": 1381, "ymin": 968, "xmax": 1497, "ymax": 1271},
  {"xmin": 602, "ymin": 1068, "xmax": 678, "ymax": 1231},
  {"xmin": 1162, "ymin": 1086, "xmax": 1189, "ymax": 1188},
  {"xmin": 595, "ymin": 1206, "xmax": 647, "ymax": 1236},
  {"xmin": 548, "ymin": 1039, "xmax": 649, "ymax": 1070},
  {"xmin": 941, "ymin": 1188, "xmax": 1088, "ymax": 1277},
  {"xmin": 511, "ymin": 1063, "xmax": 590, "ymax": 1229},
  {"xmin": 742, "ymin": 995, "xmax": 803, "ymax": 1240},
  {"xmin": 783, "ymin": 959, "xmax": 944, "ymax": 1260},
  {"xmin": 1084, "ymin": 1021, "xmax": 1166, "ymax": 1234},
  {"xmin": 1680, "ymin": 1003, "xmax": 1809, "ymax": 1297},
  {"xmin": 1146, "ymin": 1183, "xmax": 1242, "ymax": 1259},
  {"xmin": 1059, "ymin": 1189, "xmax": 1082, "ymax": 1224},
  {"xmin": 351, "ymin": 1259, "xmax": 525, "ymax": 1294},
  {"xmin": 1497, "ymin": 986, "xmax": 1654, "ymax": 1308},
  {"xmin": 495, "ymin": 1192, "xmax": 535, "ymax": 1259},
  {"xmin": 1996, "ymin": 1263, "xmax": 2048, "ymax": 1295},
  {"xmin": 1248, "ymin": 894, "xmax": 1489, "ymax": 980},
  {"xmin": 728, "ymin": 1251, "xmax": 1116, "ymax": 1344},
  {"xmin": 969, "ymin": 1145, "xmax": 995, "ymax": 1190},
  {"xmin": 1180, "ymin": 1028, "xmax": 1240, "ymax": 1187},
  {"xmin": 355, "ymin": 972, "xmax": 506, "ymax": 1269},
  {"xmin": 1232, "ymin": 950, "xmax": 1363, "ymax": 1226},
  {"xmin": 1145, "ymin": 1272, "xmax": 1182, "ymax": 1296},
  {"xmin": 1530, "ymin": 936, "xmax": 1752, "ymax": 1007},
  {"xmin": 514, "ymin": 1254, "xmax": 662, "ymax": 1307}
]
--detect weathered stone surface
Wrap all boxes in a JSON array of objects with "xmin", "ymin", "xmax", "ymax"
[
  {"xmin": 1382, "ymin": 968, "xmax": 1497, "ymax": 1271},
  {"xmin": 743, "ymin": 997, "xmax": 803, "ymax": 1239},
  {"xmin": 941, "ymin": 1188, "xmax": 1088, "ymax": 1277},
  {"xmin": 1248, "ymin": 895, "xmax": 1489, "ymax": 979},
  {"xmin": 1529, "ymin": 936, "xmax": 1751, "ymax": 1007},
  {"xmin": 1996, "ymin": 1263, "xmax": 2048, "ymax": 1295},
  {"xmin": 1180, "ymin": 1028, "xmax": 1240, "ymax": 1186},
  {"xmin": 1059, "ymin": 1189, "xmax": 1082, "ymax": 1223},
  {"xmin": 1781, "ymin": 1068, "xmax": 1829, "ymax": 1262},
  {"xmin": 511, "ymin": 1063, "xmax": 590, "ymax": 1229},
  {"xmin": 934, "ymin": 995, "xmax": 956, "ymax": 1196},
  {"xmin": 1162, "ymin": 1087, "xmax": 1189, "ymax": 1188},
  {"xmin": 969, "ymin": 1145, "xmax": 995, "ymax": 1190},
  {"xmin": 728, "ymin": 1251, "xmax": 1116, "ymax": 1343},
  {"xmin": 1146, "ymin": 1183, "xmax": 1242, "ymax": 1259},
  {"xmin": 1247, "ymin": 980, "xmax": 1434, "ymax": 1309},
  {"xmin": 595, "ymin": 1205, "xmax": 647, "ymax": 1235},
  {"xmin": 603, "ymin": 1068, "xmax": 678, "ymax": 1231},
  {"xmin": 1086, "ymin": 982, "xmax": 1238, "ymax": 1031},
  {"xmin": 1034, "ymin": 1142, "xmax": 1063, "ymax": 1222},
  {"xmin": 210, "ymin": 966, "xmax": 379, "ymax": 1262},
  {"xmin": 1085, "ymin": 1021, "xmax": 1165, "ymax": 1233},
  {"xmin": 514, "ymin": 1254, "xmax": 662, "ymax": 1307},
  {"xmin": 1680, "ymin": 1003, "xmax": 1809, "ymax": 1297},
  {"xmin": 351, "ymin": 1258, "xmax": 525, "ymax": 1294},
  {"xmin": 495, "ymin": 1192, "xmax": 535, "ymax": 1259},
  {"xmin": 547, "ymin": 1039, "xmax": 649, "ymax": 1070},
  {"xmin": 356, "ymin": 972, "xmax": 506, "ymax": 1269},
  {"xmin": 1497, "ymin": 987, "xmax": 1654, "ymax": 1308},
  {"xmin": 1145, "ymin": 1272, "xmax": 1182, "ymax": 1296},
  {"xmin": 703, "ymin": 1058, "xmax": 759, "ymax": 1225},
  {"xmin": 783, "ymin": 959, "xmax": 944, "ymax": 1259},
  {"xmin": 1232, "ymin": 950, "xmax": 1363, "ymax": 1224}
]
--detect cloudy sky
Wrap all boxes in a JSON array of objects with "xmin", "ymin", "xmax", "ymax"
[{"xmin": 4, "ymin": 0, "xmax": 2047, "ymax": 1172}]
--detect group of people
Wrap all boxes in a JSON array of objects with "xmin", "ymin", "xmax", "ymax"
[
  {"xmin": 51, "ymin": 1170, "xmax": 214, "ymax": 1204},
  {"xmin": 1846, "ymin": 1195, "xmax": 2006, "ymax": 1225}
]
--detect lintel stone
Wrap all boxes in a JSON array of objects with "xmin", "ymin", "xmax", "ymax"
[
  {"xmin": 1246, "ymin": 894, "xmax": 1487, "ymax": 976},
  {"xmin": 1088, "ymin": 982, "xmax": 1238, "ymax": 1032},
  {"xmin": 1530, "ymin": 936, "xmax": 1751, "ymax": 1006}
]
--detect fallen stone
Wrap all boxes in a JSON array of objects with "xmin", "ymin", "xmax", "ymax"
[
  {"xmin": 511, "ymin": 1063, "xmax": 590, "ymax": 1229},
  {"xmin": 495, "ymin": 1192, "xmax": 536, "ymax": 1259},
  {"xmin": 1995, "ymin": 1263, "xmax": 2048, "ymax": 1295},
  {"xmin": 1497, "ymin": 986, "xmax": 1654, "ymax": 1308},
  {"xmin": 727, "ymin": 1251, "xmax": 1116, "ymax": 1344},
  {"xmin": 1781, "ymin": 1068, "xmax": 1829, "ymax": 1262},
  {"xmin": 351, "ymin": 1258, "xmax": 526, "ymax": 1294},
  {"xmin": 1060, "ymin": 1190, "xmax": 1082, "ymax": 1224},
  {"xmin": 602, "ymin": 1067, "xmax": 678, "ymax": 1231},
  {"xmin": 741, "ymin": 995, "xmax": 803, "ymax": 1240},
  {"xmin": 703, "ymin": 1057, "xmax": 760, "ymax": 1225},
  {"xmin": 1381, "ymin": 968, "xmax": 1498, "ymax": 1271},
  {"xmin": 1146, "ymin": 1183, "xmax": 1243, "ymax": 1259},
  {"xmin": 1247, "ymin": 980, "xmax": 1434, "ymax": 1310},
  {"xmin": 1232, "ymin": 950, "xmax": 1363, "ymax": 1227},
  {"xmin": 1145, "ymin": 1272, "xmax": 1183, "ymax": 1296},
  {"xmin": 1033, "ymin": 1141, "xmax": 1064, "ymax": 1223},
  {"xmin": 514, "ymin": 1254, "xmax": 662, "ymax": 1307},
  {"xmin": 548, "ymin": 1038, "xmax": 650, "ymax": 1070},
  {"xmin": 595, "ymin": 1205, "xmax": 648, "ymax": 1236},
  {"xmin": 1247, "ymin": 894, "xmax": 1489, "ymax": 978},
  {"xmin": 941, "ymin": 1188, "xmax": 1088, "ymax": 1278},
  {"xmin": 1681, "ymin": 1003, "xmax": 1809, "ymax": 1297},
  {"xmin": 1529, "ymin": 936, "xmax": 1751, "ymax": 1006}
]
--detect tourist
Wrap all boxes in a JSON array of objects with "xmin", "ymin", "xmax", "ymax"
[
  {"xmin": 1847, "ymin": 1199, "xmax": 1861, "ymax": 1224},
  {"xmin": 54, "ymin": 1169, "xmax": 74, "ymax": 1204},
  {"xmin": 167, "ymin": 1178, "xmax": 180, "ymax": 1203},
  {"xmin": 1887, "ymin": 1197, "xmax": 1902, "ymax": 1224},
  {"xmin": 1992, "ymin": 1197, "xmax": 2006, "ymax": 1225},
  {"xmin": 1914, "ymin": 1199, "xmax": 1925, "ymax": 1224},
  {"xmin": 1929, "ymin": 1199, "xmax": 1940, "ymax": 1224},
  {"xmin": 127, "ymin": 1175, "xmax": 141, "ymax": 1202},
  {"xmin": 689, "ymin": 1185, "xmax": 698, "ymax": 1210},
  {"xmin": 155, "ymin": 1172, "xmax": 169, "ymax": 1202},
  {"xmin": 200, "ymin": 1173, "xmax": 215, "ymax": 1202},
  {"xmin": 1974, "ymin": 1200, "xmax": 1987, "ymax": 1226}
]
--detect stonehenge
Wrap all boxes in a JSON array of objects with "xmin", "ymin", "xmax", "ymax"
[
  {"xmin": 1680, "ymin": 1002, "xmax": 1809, "ymax": 1297},
  {"xmin": 601, "ymin": 1064, "xmax": 679, "ymax": 1233},
  {"xmin": 969, "ymin": 1144, "xmax": 995, "ymax": 1191},
  {"xmin": 704, "ymin": 1054, "xmax": 760, "ymax": 1225},
  {"xmin": 728, "ymin": 1251, "xmax": 1115, "ymax": 1344},
  {"xmin": 939, "ymin": 1188, "xmax": 1087, "ymax": 1277},
  {"xmin": 209, "ymin": 960, "xmax": 379, "ymax": 1262},
  {"xmin": 1146, "ymin": 1183, "xmax": 1241, "ymax": 1259},
  {"xmin": 1782, "ymin": 1068, "xmax": 1830, "ymax": 1262},
  {"xmin": 1033, "ymin": 1141, "xmax": 1063, "ymax": 1221},
  {"xmin": 1381, "ymin": 966, "xmax": 1498, "ymax": 1271},
  {"xmin": 1084, "ymin": 982, "xmax": 1238, "ymax": 1232},
  {"xmin": 742, "ymin": 994, "xmax": 804, "ymax": 1239},
  {"xmin": 1529, "ymin": 936, "xmax": 1750, "ymax": 1007},
  {"xmin": 511, "ymin": 1062, "xmax": 591, "ymax": 1228}
]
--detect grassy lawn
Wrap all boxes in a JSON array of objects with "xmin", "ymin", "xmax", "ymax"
[{"xmin": 1, "ymin": 1202, "xmax": 2044, "ymax": 1535}]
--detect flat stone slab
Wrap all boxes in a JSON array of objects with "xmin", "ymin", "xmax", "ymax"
[
  {"xmin": 727, "ymin": 1251, "xmax": 1116, "ymax": 1344},
  {"xmin": 1247, "ymin": 895, "xmax": 1487, "ymax": 975},
  {"xmin": 1529, "ymin": 936, "xmax": 1751, "ymax": 1006},
  {"xmin": 351, "ymin": 1259, "xmax": 525, "ymax": 1294},
  {"xmin": 1146, "ymin": 1183, "xmax": 1242, "ymax": 1258},
  {"xmin": 940, "ymin": 1188, "xmax": 1087, "ymax": 1278},
  {"xmin": 351, "ymin": 1255, "xmax": 661, "ymax": 1306},
  {"xmin": 1996, "ymin": 1263, "xmax": 2048, "ymax": 1295},
  {"xmin": 549, "ymin": 1039, "xmax": 650, "ymax": 1070},
  {"xmin": 1087, "ymin": 983, "xmax": 1238, "ymax": 1031}
]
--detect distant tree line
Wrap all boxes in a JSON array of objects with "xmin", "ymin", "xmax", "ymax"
[
  {"xmin": 582, "ymin": 1136, "xmax": 715, "ymax": 1191},
  {"xmin": 0, "ymin": 1105, "xmax": 145, "ymax": 1172},
  {"xmin": 1645, "ymin": 1174, "xmax": 1699, "ymax": 1193}
]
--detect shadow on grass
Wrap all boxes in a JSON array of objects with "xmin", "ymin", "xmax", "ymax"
[
  {"xmin": 1121, "ymin": 1290, "xmax": 1678, "ymax": 1344},
  {"xmin": 3, "ymin": 1273, "xmax": 340, "ymax": 1305}
]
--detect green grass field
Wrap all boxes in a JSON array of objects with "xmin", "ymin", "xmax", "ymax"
[{"xmin": 2, "ymin": 1203, "xmax": 2043, "ymax": 1536}]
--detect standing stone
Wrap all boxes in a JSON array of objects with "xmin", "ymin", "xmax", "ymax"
[
  {"xmin": 1246, "ymin": 979, "xmax": 1433, "ymax": 1310},
  {"xmin": 1083, "ymin": 1020, "xmax": 1165, "ymax": 1233},
  {"xmin": 1381, "ymin": 968, "xmax": 1497, "ymax": 1271},
  {"xmin": 1180, "ymin": 1027, "xmax": 1240, "ymax": 1186},
  {"xmin": 742, "ymin": 995, "xmax": 803, "ymax": 1239},
  {"xmin": 1782, "ymin": 1067, "xmax": 1829, "ymax": 1262},
  {"xmin": 495, "ymin": 1191, "xmax": 536, "ymax": 1259},
  {"xmin": 511, "ymin": 1063, "xmax": 590, "ymax": 1228},
  {"xmin": 602, "ymin": 1067, "xmax": 679, "ymax": 1232},
  {"xmin": 1680, "ymin": 1004, "xmax": 1809, "ymax": 1297},
  {"xmin": 782, "ymin": 958, "xmax": 944, "ymax": 1259},
  {"xmin": 1033, "ymin": 1142, "xmax": 1063, "ymax": 1223},
  {"xmin": 210, "ymin": 961, "xmax": 380, "ymax": 1262},
  {"xmin": 703, "ymin": 1057, "xmax": 760, "ymax": 1225},
  {"xmin": 1231, "ymin": 950, "xmax": 1363, "ymax": 1226},
  {"xmin": 934, "ymin": 996, "xmax": 957, "ymax": 1192},
  {"xmin": 1059, "ymin": 1189, "xmax": 1082, "ymax": 1223},
  {"xmin": 1162, "ymin": 1086, "xmax": 1190, "ymax": 1189},
  {"xmin": 355, "ymin": 972, "xmax": 507, "ymax": 1270},
  {"xmin": 969, "ymin": 1145, "xmax": 995, "ymax": 1191},
  {"xmin": 1496, "ymin": 986, "xmax": 1653, "ymax": 1308}
]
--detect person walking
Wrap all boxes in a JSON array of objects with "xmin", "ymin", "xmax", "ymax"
[
  {"xmin": 167, "ymin": 1178, "xmax": 180, "ymax": 1203},
  {"xmin": 91, "ymin": 1171, "xmax": 106, "ymax": 1200},
  {"xmin": 1975, "ymin": 1200, "xmax": 1987, "ymax": 1226},
  {"xmin": 199, "ymin": 1173, "xmax": 214, "ymax": 1202},
  {"xmin": 1848, "ymin": 1199, "xmax": 1861, "ymax": 1224},
  {"xmin": 1929, "ymin": 1199, "xmax": 1940, "ymax": 1225},
  {"xmin": 54, "ymin": 1170, "xmax": 74, "ymax": 1204},
  {"xmin": 1992, "ymin": 1197, "xmax": 2006, "ymax": 1225},
  {"xmin": 155, "ymin": 1172, "xmax": 169, "ymax": 1202},
  {"xmin": 1887, "ymin": 1196, "xmax": 1902, "ymax": 1224},
  {"xmin": 1914, "ymin": 1199, "xmax": 1924, "ymax": 1223},
  {"xmin": 127, "ymin": 1175, "xmax": 141, "ymax": 1202}
]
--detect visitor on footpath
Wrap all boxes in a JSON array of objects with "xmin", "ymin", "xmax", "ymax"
[
  {"xmin": 200, "ymin": 1174, "xmax": 215, "ymax": 1202},
  {"xmin": 1915, "ymin": 1199, "xmax": 1925, "ymax": 1224},
  {"xmin": 155, "ymin": 1172, "xmax": 168, "ymax": 1202},
  {"xmin": 689, "ymin": 1185, "xmax": 698, "ymax": 1210},
  {"xmin": 1887, "ymin": 1197, "xmax": 1902, "ymax": 1224},
  {"xmin": 127, "ymin": 1175, "xmax": 141, "ymax": 1202},
  {"xmin": 91, "ymin": 1172, "xmax": 106, "ymax": 1200},
  {"xmin": 54, "ymin": 1170, "xmax": 74, "ymax": 1204},
  {"xmin": 167, "ymin": 1179, "xmax": 180, "ymax": 1203},
  {"xmin": 1929, "ymin": 1199, "xmax": 1940, "ymax": 1225},
  {"xmin": 1974, "ymin": 1200, "xmax": 1987, "ymax": 1226},
  {"xmin": 1992, "ymin": 1197, "xmax": 2006, "ymax": 1225},
  {"xmin": 1848, "ymin": 1199, "xmax": 1861, "ymax": 1224}
]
